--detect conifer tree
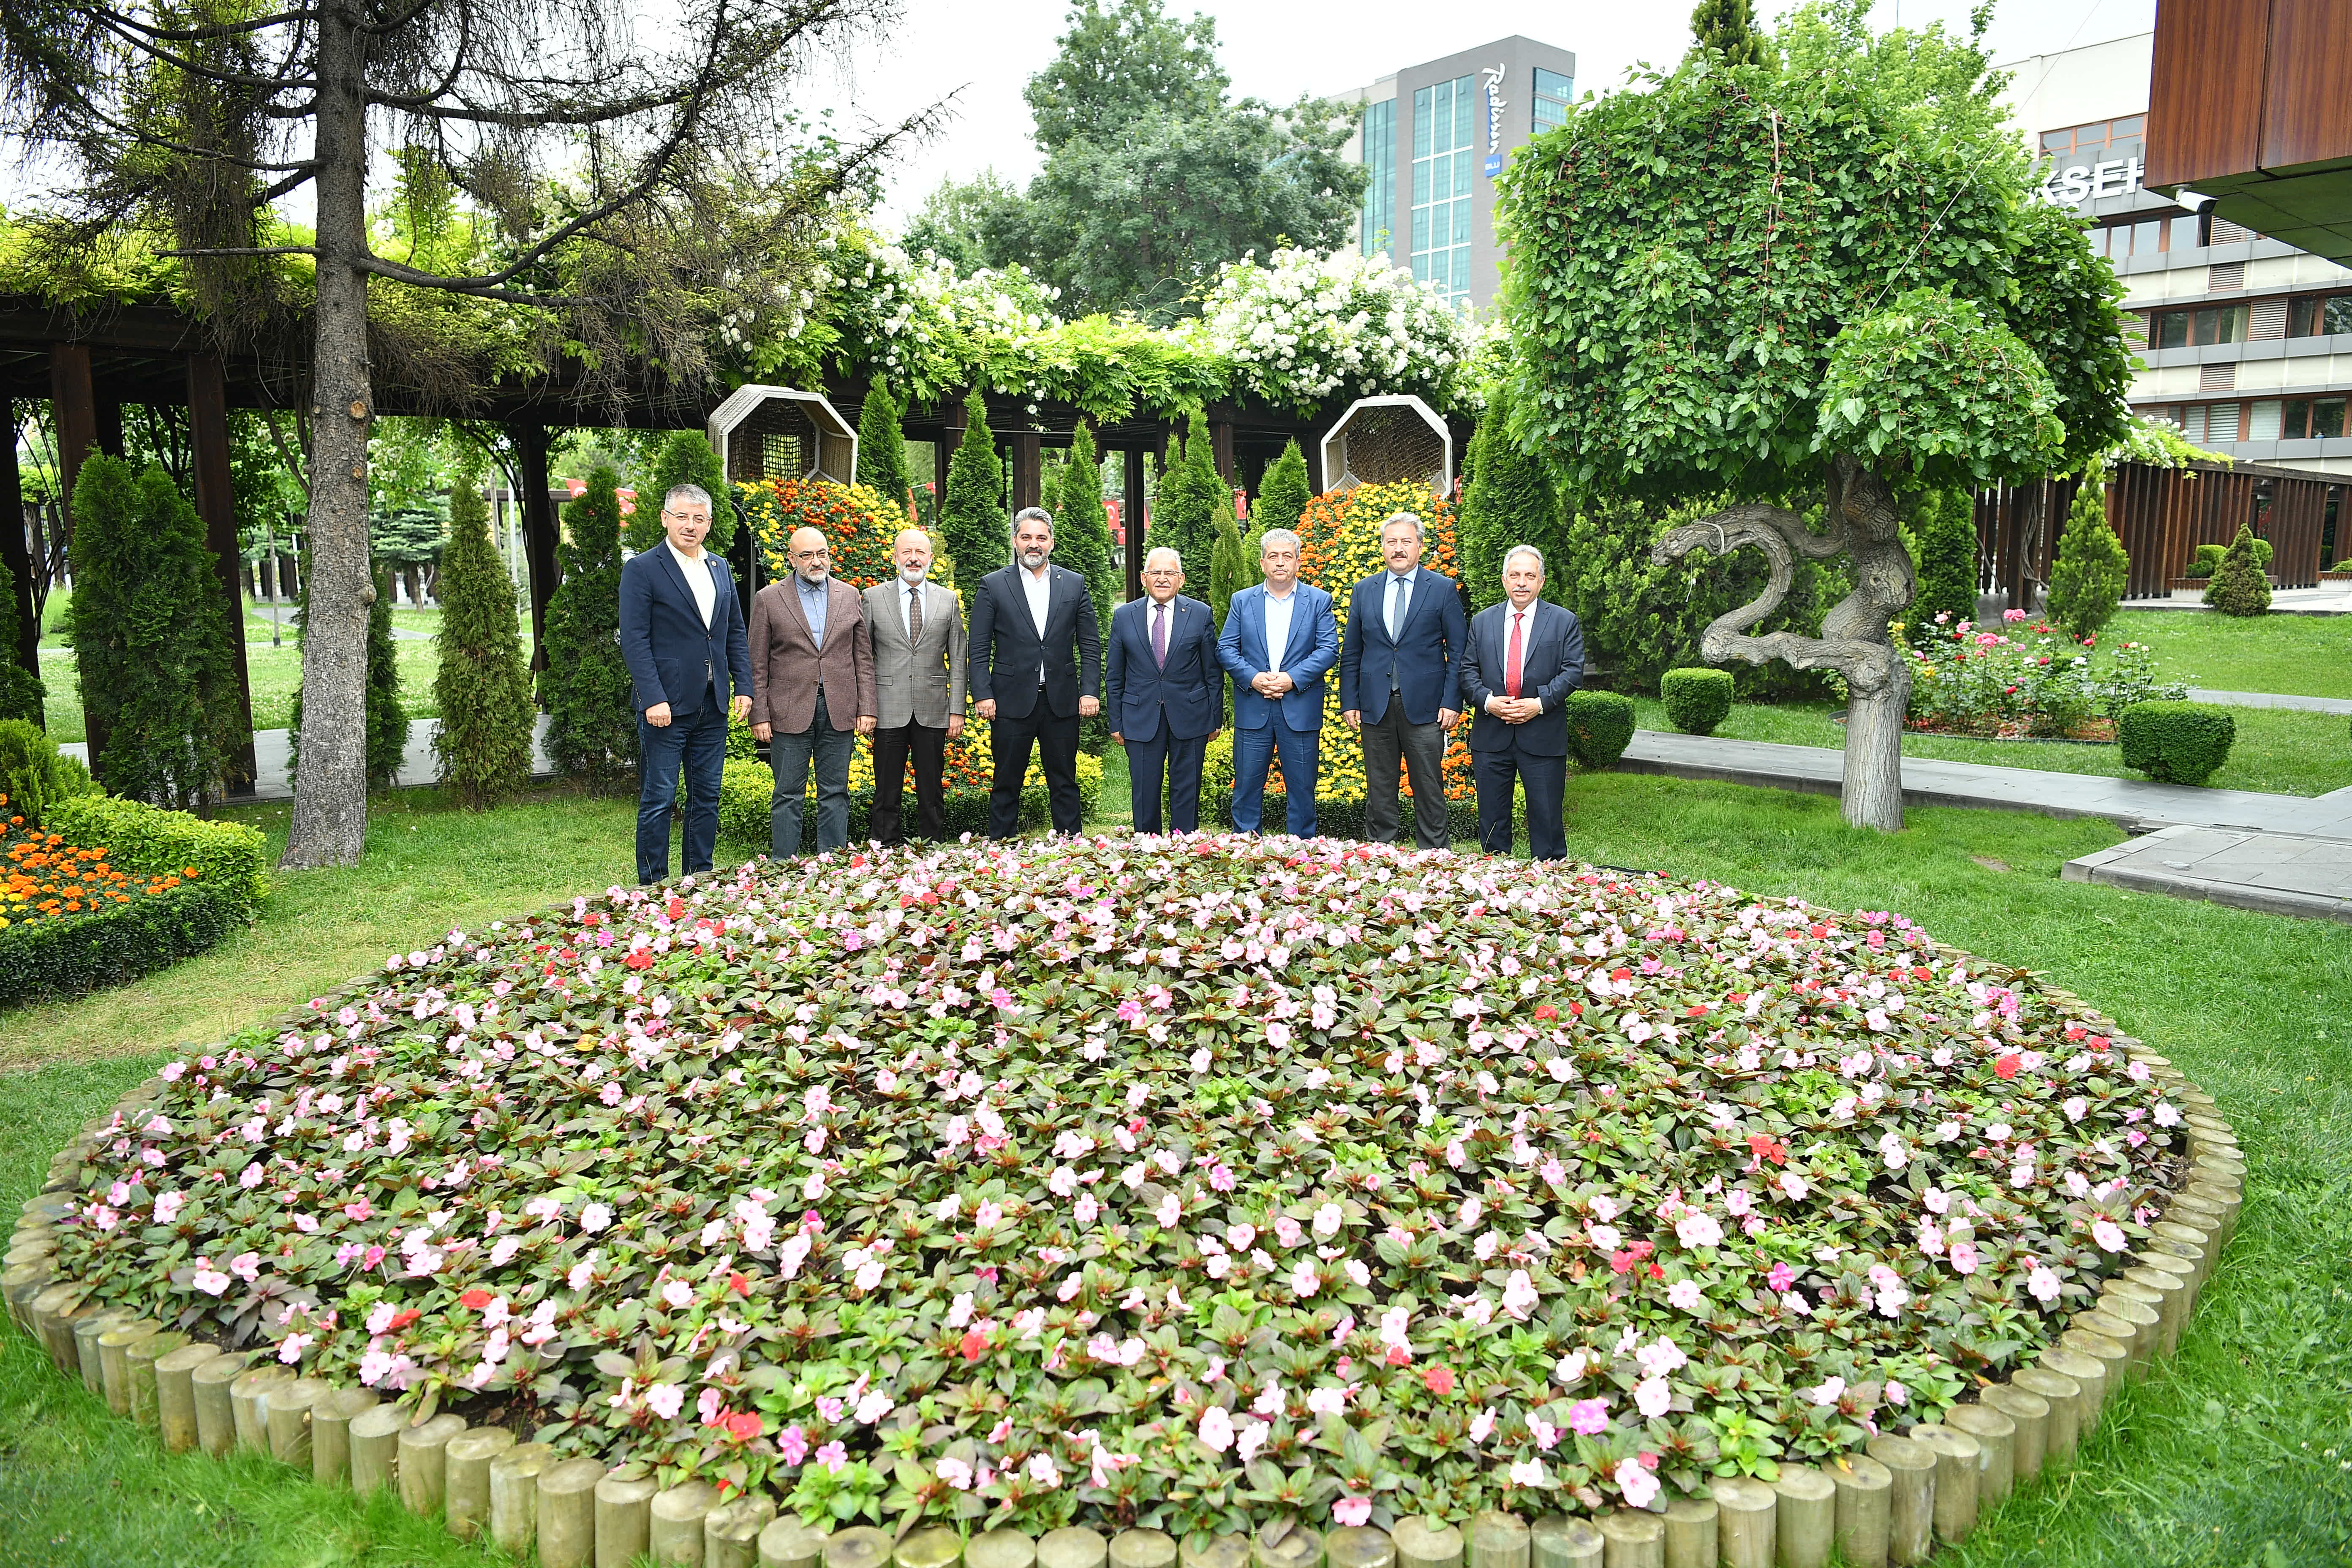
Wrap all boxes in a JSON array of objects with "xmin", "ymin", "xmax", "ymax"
[
  {"xmin": 1152, "ymin": 414, "xmax": 1227, "ymax": 594},
  {"xmin": 0, "ymin": 560, "xmax": 43, "ymax": 725},
  {"xmin": 1690, "ymin": 0, "xmax": 1768, "ymax": 67},
  {"xmin": 942, "ymin": 388, "xmax": 1008, "ymax": 578},
  {"xmin": 1253, "ymin": 438, "xmax": 1310, "ymax": 555},
  {"xmin": 856, "ymin": 383, "xmax": 912, "ymax": 523},
  {"xmin": 433, "ymin": 462, "xmax": 537, "ymax": 808},
  {"xmin": 543, "ymin": 463, "xmax": 638, "ymax": 792},
  {"xmin": 2045, "ymin": 471, "xmax": 2129, "ymax": 640},
  {"xmin": 1457, "ymin": 384, "xmax": 1566, "ymax": 612},
  {"xmin": 2206, "ymin": 523, "xmax": 2272, "ymax": 617},
  {"xmin": 365, "ymin": 564, "xmax": 407, "ymax": 789},
  {"xmin": 629, "ymin": 431, "xmax": 736, "ymax": 555},
  {"xmin": 1051, "ymin": 420, "xmax": 1121, "ymax": 625},
  {"xmin": 1909, "ymin": 487, "xmax": 1980, "ymax": 636},
  {"xmin": 1207, "ymin": 502, "xmax": 1248, "ymax": 627}
]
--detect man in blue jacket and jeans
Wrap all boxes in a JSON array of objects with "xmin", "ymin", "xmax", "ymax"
[
  {"xmin": 618, "ymin": 483, "xmax": 753, "ymax": 885},
  {"xmin": 1219, "ymin": 528, "xmax": 1339, "ymax": 837}
]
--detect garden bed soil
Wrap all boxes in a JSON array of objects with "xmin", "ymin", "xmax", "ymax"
[{"xmin": 1833, "ymin": 712, "xmax": 2120, "ymax": 745}]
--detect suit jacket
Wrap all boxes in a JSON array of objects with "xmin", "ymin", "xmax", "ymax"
[
  {"xmin": 1337, "ymin": 566, "xmax": 1470, "ymax": 726},
  {"xmin": 1459, "ymin": 599, "xmax": 1586, "ymax": 757},
  {"xmin": 749, "ymin": 576, "xmax": 877, "ymax": 735},
  {"xmin": 1105, "ymin": 593, "xmax": 1222, "ymax": 743},
  {"xmin": 618, "ymin": 544, "xmax": 752, "ymax": 718},
  {"xmin": 863, "ymin": 577, "xmax": 967, "ymax": 730},
  {"xmin": 1218, "ymin": 582, "xmax": 1340, "ymax": 732},
  {"xmin": 969, "ymin": 562, "xmax": 1102, "ymax": 721}
]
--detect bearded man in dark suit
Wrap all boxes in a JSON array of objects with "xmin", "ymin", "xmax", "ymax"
[{"xmin": 968, "ymin": 506, "xmax": 1102, "ymax": 838}]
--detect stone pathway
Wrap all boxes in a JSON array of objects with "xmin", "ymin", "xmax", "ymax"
[
  {"xmin": 2063, "ymin": 824, "xmax": 2352, "ymax": 921},
  {"xmin": 2187, "ymin": 687, "xmax": 2352, "ymax": 715},
  {"xmin": 59, "ymin": 716, "xmax": 556, "ymax": 803}
]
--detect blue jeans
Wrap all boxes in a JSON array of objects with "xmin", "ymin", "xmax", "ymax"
[
  {"xmin": 1232, "ymin": 715, "xmax": 1319, "ymax": 836},
  {"xmin": 637, "ymin": 689, "xmax": 726, "ymax": 884},
  {"xmin": 770, "ymin": 688, "xmax": 856, "ymax": 855}
]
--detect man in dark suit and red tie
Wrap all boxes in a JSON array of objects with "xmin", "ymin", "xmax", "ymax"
[
  {"xmin": 1105, "ymin": 547, "xmax": 1222, "ymax": 833},
  {"xmin": 969, "ymin": 506, "xmax": 1102, "ymax": 838},
  {"xmin": 1459, "ymin": 544, "xmax": 1585, "ymax": 861},
  {"xmin": 1218, "ymin": 528, "xmax": 1339, "ymax": 837},
  {"xmin": 1339, "ymin": 511, "xmax": 1469, "ymax": 849}
]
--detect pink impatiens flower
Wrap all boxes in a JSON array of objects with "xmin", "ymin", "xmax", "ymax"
[
  {"xmin": 1332, "ymin": 1497, "xmax": 1371, "ymax": 1528},
  {"xmin": 1616, "ymin": 1455, "xmax": 1661, "ymax": 1509},
  {"xmin": 1568, "ymin": 1398, "xmax": 1609, "ymax": 1435},
  {"xmin": 2091, "ymin": 1218, "xmax": 2128, "ymax": 1252},
  {"xmin": 1198, "ymin": 1406, "xmax": 1235, "ymax": 1452}
]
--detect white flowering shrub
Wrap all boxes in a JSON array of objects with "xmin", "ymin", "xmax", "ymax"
[{"xmin": 1195, "ymin": 247, "xmax": 1477, "ymax": 412}]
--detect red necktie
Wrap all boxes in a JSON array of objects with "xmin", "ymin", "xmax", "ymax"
[{"xmin": 1505, "ymin": 610, "xmax": 1525, "ymax": 700}]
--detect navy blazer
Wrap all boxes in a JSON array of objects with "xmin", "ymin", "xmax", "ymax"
[
  {"xmin": 1218, "ymin": 582, "xmax": 1339, "ymax": 732},
  {"xmin": 968, "ymin": 563, "xmax": 1103, "ymax": 721},
  {"xmin": 617, "ymin": 544, "xmax": 753, "ymax": 718},
  {"xmin": 1337, "ymin": 566, "xmax": 1469, "ymax": 726},
  {"xmin": 1105, "ymin": 594, "xmax": 1222, "ymax": 742},
  {"xmin": 1459, "ymin": 599, "xmax": 1586, "ymax": 757}
]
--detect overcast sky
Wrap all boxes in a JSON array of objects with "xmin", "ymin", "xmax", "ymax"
[{"xmin": 838, "ymin": 0, "xmax": 2156, "ymax": 226}]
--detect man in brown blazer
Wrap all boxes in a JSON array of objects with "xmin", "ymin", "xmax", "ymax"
[
  {"xmin": 861, "ymin": 528, "xmax": 967, "ymax": 844},
  {"xmin": 750, "ymin": 526, "xmax": 877, "ymax": 855}
]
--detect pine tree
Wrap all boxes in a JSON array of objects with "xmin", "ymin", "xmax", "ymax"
[
  {"xmin": 1909, "ymin": 486, "xmax": 1979, "ymax": 637},
  {"xmin": 2045, "ymin": 471, "xmax": 2129, "ymax": 640},
  {"xmin": 433, "ymin": 460, "xmax": 537, "ymax": 808},
  {"xmin": 1690, "ymin": 0, "xmax": 1767, "ymax": 67},
  {"xmin": 629, "ymin": 430, "xmax": 736, "ymax": 555},
  {"xmin": 942, "ymin": 387, "xmax": 1007, "ymax": 578},
  {"xmin": 1207, "ymin": 501, "xmax": 1248, "ymax": 627},
  {"xmin": 1052, "ymin": 420, "xmax": 1121, "ymax": 626},
  {"xmin": 856, "ymin": 382, "xmax": 912, "ymax": 524},
  {"xmin": 64, "ymin": 457, "xmax": 246, "ymax": 807},
  {"xmin": 365, "ymin": 564, "xmax": 407, "ymax": 789},
  {"xmin": 0, "ymin": 559, "xmax": 43, "ymax": 725},
  {"xmin": 2206, "ymin": 523, "xmax": 2273, "ymax": 617},
  {"xmin": 1456, "ymin": 384, "xmax": 1565, "ymax": 612},
  {"xmin": 1255, "ymin": 438, "xmax": 1310, "ymax": 544},
  {"xmin": 543, "ymin": 462, "xmax": 638, "ymax": 792},
  {"xmin": 1152, "ymin": 414, "xmax": 1227, "ymax": 594}
]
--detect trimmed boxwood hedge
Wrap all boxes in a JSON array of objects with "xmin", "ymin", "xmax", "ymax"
[
  {"xmin": 42, "ymin": 795, "xmax": 270, "ymax": 915},
  {"xmin": 2119, "ymin": 700, "xmax": 2236, "ymax": 785},
  {"xmin": 0, "ymin": 880, "xmax": 242, "ymax": 1008},
  {"xmin": 1661, "ymin": 667, "xmax": 1735, "ymax": 735},
  {"xmin": 713, "ymin": 758, "xmax": 1088, "ymax": 851},
  {"xmin": 1212, "ymin": 789, "xmax": 1483, "ymax": 842},
  {"xmin": 1566, "ymin": 688, "xmax": 1639, "ymax": 769}
]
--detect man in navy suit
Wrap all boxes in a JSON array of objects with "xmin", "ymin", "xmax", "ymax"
[
  {"xmin": 1218, "ymin": 528, "xmax": 1339, "ymax": 837},
  {"xmin": 969, "ymin": 506, "xmax": 1102, "ymax": 838},
  {"xmin": 1459, "ymin": 545, "xmax": 1586, "ymax": 861},
  {"xmin": 617, "ymin": 483, "xmax": 753, "ymax": 885},
  {"xmin": 1339, "ymin": 512, "xmax": 1468, "ymax": 849},
  {"xmin": 1106, "ymin": 547, "xmax": 1222, "ymax": 833}
]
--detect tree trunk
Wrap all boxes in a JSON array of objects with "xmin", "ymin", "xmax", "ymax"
[{"xmin": 280, "ymin": 0, "xmax": 373, "ymax": 868}]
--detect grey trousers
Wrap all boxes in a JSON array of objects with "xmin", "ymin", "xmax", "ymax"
[
  {"xmin": 771, "ymin": 689, "xmax": 856, "ymax": 855},
  {"xmin": 1361, "ymin": 697, "xmax": 1450, "ymax": 848}
]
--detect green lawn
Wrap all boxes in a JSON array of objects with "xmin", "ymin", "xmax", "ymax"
[
  {"xmin": 2105, "ymin": 610, "xmax": 2352, "ymax": 700},
  {"xmin": 1633, "ymin": 697, "xmax": 2352, "ymax": 798},
  {"xmin": 3, "ymin": 773, "xmax": 2349, "ymax": 1563},
  {"xmin": 35, "ymin": 636, "xmax": 441, "ymax": 745}
]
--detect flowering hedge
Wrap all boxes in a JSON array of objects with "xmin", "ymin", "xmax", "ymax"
[
  {"xmin": 53, "ymin": 837, "xmax": 2184, "ymax": 1533},
  {"xmin": 1190, "ymin": 248, "xmax": 1477, "ymax": 415},
  {"xmin": 1905, "ymin": 612, "xmax": 2186, "ymax": 739},
  {"xmin": 741, "ymin": 479, "xmax": 905, "ymax": 596}
]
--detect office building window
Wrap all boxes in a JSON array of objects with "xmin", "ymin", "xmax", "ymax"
[
  {"xmin": 1360, "ymin": 97, "xmax": 1396, "ymax": 259},
  {"xmin": 1533, "ymin": 68, "xmax": 1573, "ymax": 133},
  {"xmin": 2152, "ymin": 304, "xmax": 2250, "ymax": 348},
  {"xmin": 2089, "ymin": 214, "xmax": 2201, "ymax": 260},
  {"xmin": 1412, "ymin": 74, "xmax": 1477, "ymax": 306},
  {"xmin": 2288, "ymin": 293, "xmax": 2352, "ymax": 337},
  {"xmin": 2280, "ymin": 397, "xmax": 2349, "ymax": 439}
]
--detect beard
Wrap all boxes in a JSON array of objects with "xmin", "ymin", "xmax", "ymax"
[
  {"xmin": 898, "ymin": 564, "xmax": 928, "ymax": 585},
  {"xmin": 798, "ymin": 566, "xmax": 829, "ymax": 585},
  {"xmin": 1019, "ymin": 547, "xmax": 1048, "ymax": 569}
]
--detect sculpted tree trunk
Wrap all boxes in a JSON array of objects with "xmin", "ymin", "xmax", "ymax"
[{"xmin": 1653, "ymin": 457, "xmax": 1916, "ymax": 831}]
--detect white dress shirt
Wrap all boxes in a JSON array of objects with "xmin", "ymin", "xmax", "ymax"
[
  {"xmin": 1021, "ymin": 564, "xmax": 1053, "ymax": 685},
  {"xmin": 669, "ymin": 540, "xmax": 717, "ymax": 628},
  {"xmin": 1261, "ymin": 585, "xmax": 1296, "ymax": 680},
  {"xmin": 1385, "ymin": 570, "xmax": 1414, "ymax": 639}
]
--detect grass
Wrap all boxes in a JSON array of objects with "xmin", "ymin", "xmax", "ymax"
[
  {"xmin": 35, "ymin": 632, "xmax": 441, "ymax": 746},
  {"xmin": 1633, "ymin": 698, "xmax": 2352, "ymax": 798},
  {"xmin": 4, "ymin": 773, "xmax": 2351, "ymax": 1563},
  {"xmin": 2108, "ymin": 610, "xmax": 2352, "ymax": 700}
]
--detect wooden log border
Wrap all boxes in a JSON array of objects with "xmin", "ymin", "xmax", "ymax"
[{"xmin": 4, "ymin": 931, "xmax": 2248, "ymax": 1568}]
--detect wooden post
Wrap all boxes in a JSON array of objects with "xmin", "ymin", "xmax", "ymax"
[
  {"xmin": 1209, "ymin": 414, "xmax": 1236, "ymax": 483},
  {"xmin": 51, "ymin": 343, "xmax": 104, "ymax": 761},
  {"xmin": 188, "ymin": 355, "xmax": 259, "ymax": 787},
  {"xmin": 515, "ymin": 423, "xmax": 561, "ymax": 673},
  {"xmin": 0, "ymin": 400, "xmax": 38, "ymax": 697},
  {"xmin": 1013, "ymin": 429, "xmax": 1043, "ymax": 514},
  {"xmin": 1123, "ymin": 442, "xmax": 1148, "ymax": 603}
]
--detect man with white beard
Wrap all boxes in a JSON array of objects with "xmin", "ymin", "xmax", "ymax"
[{"xmin": 860, "ymin": 528, "xmax": 968, "ymax": 844}]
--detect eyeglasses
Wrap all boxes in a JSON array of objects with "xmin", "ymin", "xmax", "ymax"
[
  {"xmin": 789, "ymin": 548, "xmax": 830, "ymax": 561},
  {"xmin": 662, "ymin": 510, "xmax": 711, "ymax": 523}
]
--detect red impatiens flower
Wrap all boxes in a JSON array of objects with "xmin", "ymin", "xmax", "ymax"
[
  {"xmin": 457, "ymin": 1288, "xmax": 495, "ymax": 1309},
  {"xmin": 959, "ymin": 1328, "xmax": 988, "ymax": 1361},
  {"xmin": 724, "ymin": 1411, "xmax": 762, "ymax": 1442},
  {"xmin": 1533, "ymin": 1004, "xmax": 1559, "ymax": 1022},
  {"xmin": 622, "ymin": 949, "xmax": 656, "ymax": 971},
  {"xmin": 1995, "ymin": 1053, "xmax": 2023, "ymax": 1080},
  {"xmin": 1422, "ymin": 1365, "xmax": 1456, "ymax": 1397},
  {"xmin": 1748, "ymin": 1133, "xmax": 1788, "ymax": 1166}
]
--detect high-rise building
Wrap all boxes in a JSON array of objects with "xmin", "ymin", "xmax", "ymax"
[
  {"xmin": 2006, "ymin": 32, "xmax": 2352, "ymax": 475},
  {"xmin": 1333, "ymin": 37, "xmax": 1578, "ymax": 313}
]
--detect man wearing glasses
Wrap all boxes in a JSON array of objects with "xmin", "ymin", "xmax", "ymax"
[
  {"xmin": 617, "ymin": 483, "xmax": 753, "ymax": 885},
  {"xmin": 750, "ymin": 526, "xmax": 877, "ymax": 855}
]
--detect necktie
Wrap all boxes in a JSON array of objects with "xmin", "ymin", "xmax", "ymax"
[
  {"xmin": 1387, "ymin": 573, "xmax": 1410, "ymax": 639},
  {"xmin": 908, "ymin": 584, "xmax": 923, "ymax": 646},
  {"xmin": 1505, "ymin": 610, "xmax": 1525, "ymax": 700},
  {"xmin": 1152, "ymin": 602, "xmax": 1168, "ymax": 668}
]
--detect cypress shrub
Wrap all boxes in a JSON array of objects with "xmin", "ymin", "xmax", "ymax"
[
  {"xmin": 2045, "ymin": 470, "xmax": 2128, "ymax": 640},
  {"xmin": 1661, "ymin": 668, "xmax": 1735, "ymax": 735},
  {"xmin": 543, "ymin": 462, "xmax": 638, "ymax": 794},
  {"xmin": 64, "ymin": 456, "xmax": 246, "ymax": 808},
  {"xmin": 1051, "ymin": 419, "xmax": 1121, "ymax": 627},
  {"xmin": 364, "ymin": 564, "xmax": 407, "ymax": 789},
  {"xmin": 942, "ymin": 388, "xmax": 1007, "ymax": 578},
  {"xmin": 2119, "ymin": 700, "xmax": 2235, "ymax": 785},
  {"xmin": 1565, "ymin": 689, "xmax": 1638, "ymax": 770},
  {"xmin": 433, "ymin": 461, "xmax": 537, "ymax": 808},
  {"xmin": 1909, "ymin": 485, "xmax": 1979, "ymax": 636},
  {"xmin": 1254, "ymin": 439, "xmax": 1311, "ymax": 544},
  {"xmin": 0, "ymin": 718, "xmax": 96, "ymax": 826},
  {"xmin": 0, "ymin": 559, "xmax": 43, "ymax": 724},
  {"xmin": 1207, "ymin": 501, "xmax": 1248, "ymax": 629},
  {"xmin": 2205, "ymin": 524, "xmax": 2271, "ymax": 616},
  {"xmin": 628, "ymin": 430, "xmax": 735, "ymax": 554},
  {"xmin": 1152, "ymin": 414, "xmax": 1227, "ymax": 595},
  {"xmin": 856, "ymin": 382, "xmax": 912, "ymax": 525},
  {"xmin": 1690, "ymin": 0, "xmax": 1768, "ymax": 66},
  {"xmin": 1457, "ymin": 383, "xmax": 1565, "ymax": 613}
]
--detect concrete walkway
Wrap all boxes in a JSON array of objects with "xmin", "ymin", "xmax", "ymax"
[
  {"xmin": 2064, "ymin": 824, "xmax": 2352, "ymax": 921},
  {"xmin": 2188, "ymin": 687, "xmax": 2352, "ymax": 715},
  {"xmin": 60, "ymin": 716, "xmax": 556, "ymax": 803}
]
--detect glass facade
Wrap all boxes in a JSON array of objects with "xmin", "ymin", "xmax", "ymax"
[
  {"xmin": 1533, "ymin": 68, "xmax": 1573, "ymax": 132},
  {"xmin": 1412, "ymin": 75, "xmax": 1477, "ymax": 305},
  {"xmin": 1360, "ymin": 97, "xmax": 1396, "ymax": 259}
]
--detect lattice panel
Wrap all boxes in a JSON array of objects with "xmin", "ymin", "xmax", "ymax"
[
  {"xmin": 1339, "ymin": 406, "xmax": 1446, "ymax": 488},
  {"xmin": 730, "ymin": 400, "xmax": 820, "ymax": 485}
]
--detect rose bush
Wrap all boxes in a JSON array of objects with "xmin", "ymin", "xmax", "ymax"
[
  {"xmin": 53, "ymin": 836, "xmax": 2183, "ymax": 1535},
  {"xmin": 1905, "ymin": 611, "xmax": 2186, "ymax": 739}
]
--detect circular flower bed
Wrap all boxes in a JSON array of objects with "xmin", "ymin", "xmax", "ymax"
[{"xmin": 53, "ymin": 838, "xmax": 2189, "ymax": 1534}]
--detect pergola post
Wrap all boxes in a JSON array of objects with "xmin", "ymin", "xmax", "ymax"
[
  {"xmin": 0, "ymin": 398, "xmax": 38, "ymax": 702},
  {"xmin": 1122, "ymin": 439, "xmax": 1149, "ymax": 603},
  {"xmin": 49, "ymin": 343, "xmax": 101, "ymax": 512},
  {"xmin": 1011, "ymin": 429, "xmax": 1042, "ymax": 515},
  {"xmin": 188, "ymin": 355, "xmax": 259, "ymax": 789},
  {"xmin": 515, "ymin": 423, "xmax": 560, "ymax": 673},
  {"xmin": 1209, "ymin": 414, "xmax": 1236, "ymax": 484}
]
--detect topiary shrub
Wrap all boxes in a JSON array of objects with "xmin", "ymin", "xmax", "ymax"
[
  {"xmin": 942, "ymin": 387, "xmax": 1007, "ymax": 579},
  {"xmin": 45, "ymin": 793, "xmax": 272, "ymax": 915},
  {"xmin": 2204, "ymin": 525, "xmax": 2271, "ymax": 616},
  {"xmin": 628, "ymin": 430, "xmax": 737, "ymax": 556},
  {"xmin": 1051, "ymin": 419, "xmax": 1121, "ymax": 641},
  {"xmin": 365, "ymin": 564, "xmax": 408, "ymax": 790},
  {"xmin": 433, "ymin": 460, "xmax": 539, "ymax": 809},
  {"xmin": 1565, "ymin": 688, "xmax": 1638, "ymax": 769},
  {"xmin": 1457, "ymin": 380, "xmax": 1566, "ymax": 614},
  {"xmin": 1253, "ymin": 438, "xmax": 1311, "ymax": 545},
  {"xmin": 2184, "ymin": 544, "xmax": 2225, "ymax": 579},
  {"xmin": 2119, "ymin": 700, "xmax": 2236, "ymax": 785},
  {"xmin": 854, "ymin": 381, "xmax": 912, "ymax": 526},
  {"xmin": 1906, "ymin": 486, "xmax": 1979, "ymax": 641},
  {"xmin": 0, "ymin": 718, "xmax": 98, "ymax": 828},
  {"xmin": 0, "ymin": 879, "xmax": 241, "ymax": 1007},
  {"xmin": 2045, "ymin": 471, "xmax": 2127, "ymax": 641},
  {"xmin": 1152, "ymin": 413, "xmax": 1228, "ymax": 596},
  {"xmin": 1661, "ymin": 668, "xmax": 1735, "ymax": 736},
  {"xmin": 542, "ymin": 463, "xmax": 637, "ymax": 794}
]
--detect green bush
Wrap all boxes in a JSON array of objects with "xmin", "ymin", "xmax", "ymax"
[
  {"xmin": 1908, "ymin": 485, "xmax": 1979, "ymax": 635},
  {"xmin": 2045, "ymin": 471, "xmax": 2127, "ymax": 640},
  {"xmin": 543, "ymin": 463, "xmax": 637, "ymax": 793},
  {"xmin": 365, "ymin": 564, "xmax": 407, "ymax": 789},
  {"xmin": 45, "ymin": 793, "xmax": 272, "ymax": 915},
  {"xmin": 942, "ymin": 388, "xmax": 1007, "ymax": 579},
  {"xmin": 1212, "ymin": 791, "xmax": 1481, "ymax": 843},
  {"xmin": 433, "ymin": 458, "xmax": 538, "ymax": 808},
  {"xmin": 1051, "ymin": 419, "xmax": 1120, "ymax": 641},
  {"xmin": 2204, "ymin": 524, "xmax": 2272, "ymax": 616},
  {"xmin": 629, "ymin": 430, "xmax": 736, "ymax": 555},
  {"xmin": 1661, "ymin": 668, "xmax": 1735, "ymax": 736},
  {"xmin": 1565, "ymin": 689, "xmax": 1639, "ymax": 770},
  {"xmin": 1153, "ymin": 414, "xmax": 1229, "ymax": 596},
  {"xmin": 0, "ymin": 558, "xmax": 44, "ymax": 724},
  {"xmin": 855, "ymin": 381, "xmax": 912, "ymax": 524},
  {"xmin": 1457, "ymin": 380, "xmax": 1566, "ymax": 614},
  {"xmin": 714, "ymin": 755, "xmax": 1099, "ymax": 851},
  {"xmin": 1254, "ymin": 440, "xmax": 1311, "ymax": 544},
  {"xmin": 2119, "ymin": 700, "xmax": 2236, "ymax": 785},
  {"xmin": 0, "ymin": 718, "xmax": 98, "ymax": 827},
  {"xmin": 2185, "ymin": 543, "xmax": 2225, "ymax": 579},
  {"xmin": 0, "ymin": 881, "xmax": 242, "ymax": 1009}
]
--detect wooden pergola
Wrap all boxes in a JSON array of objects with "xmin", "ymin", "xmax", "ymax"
[{"xmin": 0, "ymin": 294, "xmax": 1386, "ymax": 783}]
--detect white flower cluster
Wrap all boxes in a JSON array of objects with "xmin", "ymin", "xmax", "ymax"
[{"xmin": 1194, "ymin": 246, "xmax": 1475, "ymax": 408}]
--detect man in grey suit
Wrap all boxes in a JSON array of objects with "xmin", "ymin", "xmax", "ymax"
[{"xmin": 861, "ymin": 528, "xmax": 968, "ymax": 844}]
